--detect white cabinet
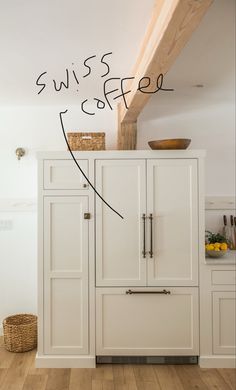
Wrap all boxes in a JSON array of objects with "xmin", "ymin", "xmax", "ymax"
[
  {"xmin": 95, "ymin": 155, "xmax": 202, "ymax": 357},
  {"xmin": 213, "ymin": 291, "xmax": 236, "ymax": 355},
  {"xmin": 200, "ymin": 260, "xmax": 236, "ymax": 368},
  {"xmin": 37, "ymin": 150, "xmax": 204, "ymax": 367},
  {"xmin": 95, "ymin": 159, "xmax": 146, "ymax": 286},
  {"xmin": 37, "ymin": 153, "xmax": 96, "ymax": 368},
  {"xmin": 96, "ymin": 287, "xmax": 199, "ymax": 356},
  {"xmin": 43, "ymin": 196, "xmax": 89, "ymax": 355},
  {"xmin": 95, "ymin": 158, "xmax": 198, "ymax": 286},
  {"xmin": 147, "ymin": 159, "xmax": 198, "ymax": 286}
]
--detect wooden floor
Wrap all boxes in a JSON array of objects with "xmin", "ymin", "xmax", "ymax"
[{"xmin": 0, "ymin": 338, "xmax": 235, "ymax": 390}]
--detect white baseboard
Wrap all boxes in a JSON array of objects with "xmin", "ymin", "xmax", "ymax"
[
  {"xmin": 35, "ymin": 353, "xmax": 96, "ymax": 368},
  {"xmin": 199, "ymin": 355, "xmax": 236, "ymax": 368}
]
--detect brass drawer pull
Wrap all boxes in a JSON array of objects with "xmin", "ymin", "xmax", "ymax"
[
  {"xmin": 126, "ymin": 289, "xmax": 171, "ymax": 295},
  {"xmin": 142, "ymin": 214, "xmax": 147, "ymax": 258}
]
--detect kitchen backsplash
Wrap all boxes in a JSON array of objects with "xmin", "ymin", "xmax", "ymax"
[{"xmin": 205, "ymin": 196, "xmax": 236, "ymax": 237}]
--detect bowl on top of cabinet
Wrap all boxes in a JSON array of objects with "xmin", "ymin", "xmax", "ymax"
[{"xmin": 148, "ymin": 139, "xmax": 191, "ymax": 150}]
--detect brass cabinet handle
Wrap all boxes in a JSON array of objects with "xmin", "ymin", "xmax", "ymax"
[
  {"xmin": 149, "ymin": 213, "xmax": 153, "ymax": 258},
  {"xmin": 142, "ymin": 214, "xmax": 146, "ymax": 258},
  {"xmin": 126, "ymin": 289, "xmax": 171, "ymax": 295}
]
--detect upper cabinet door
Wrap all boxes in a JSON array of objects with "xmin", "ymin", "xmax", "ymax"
[
  {"xmin": 147, "ymin": 159, "xmax": 198, "ymax": 286},
  {"xmin": 95, "ymin": 159, "xmax": 146, "ymax": 286}
]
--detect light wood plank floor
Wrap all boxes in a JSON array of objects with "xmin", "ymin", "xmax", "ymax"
[{"xmin": 0, "ymin": 338, "xmax": 235, "ymax": 390}]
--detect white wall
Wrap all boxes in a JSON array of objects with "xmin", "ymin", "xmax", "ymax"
[
  {"xmin": 0, "ymin": 105, "xmax": 116, "ymax": 198},
  {"xmin": 138, "ymin": 101, "xmax": 235, "ymax": 196},
  {"xmin": 0, "ymin": 212, "xmax": 37, "ymax": 330}
]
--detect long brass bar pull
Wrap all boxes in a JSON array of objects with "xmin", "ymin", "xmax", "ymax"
[
  {"xmin": 126, "ymin": 289, "xmax": 171, "ymax": 295},
  {"xmin": 142, "ymin": 214, "xmax": 146, "ymax": 258},
  {"xmin": 149, "ymin": 213, "xmax": 153, "ymax": 258}
]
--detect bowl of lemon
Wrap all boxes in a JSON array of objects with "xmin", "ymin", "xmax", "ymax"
[
  {"xmin": 205, "ymin": 242, "xmax": 228, "ymax": 258},
  {"xmin": 205, "ymin": 231, "xmax": 228, "ymax": 258}
]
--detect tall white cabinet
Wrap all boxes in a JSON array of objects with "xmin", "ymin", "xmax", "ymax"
[
  {"xmin": 37, "ymin": 158, "xmax": 95, "ymax": 368},
  {"xmin": 95, "ymin": 157, "xmax": 200, "ymax": 356},
  {"xmin": 43, "ymin": 196, "xmax": 89, "ymax": 355},
  {"xmin": 36, "ymin": 150, "xmax": 205, "ymax": 368}
]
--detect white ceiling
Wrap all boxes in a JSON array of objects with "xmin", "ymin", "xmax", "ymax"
[
  {"xmin": 0, "ymin": 0, "xmax": 155, "ymax": 105},
  {"xmin": 141, "ymin": 0, "xmax": 235, "ymax": 120},
  {"xmin": 0, "ymin": 0, "xmax": 235, "ymax": 109}
]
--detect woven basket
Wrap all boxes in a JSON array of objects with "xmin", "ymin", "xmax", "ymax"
[
  {"xmin": 67, "ymin": 132, "xmax": 105, "ymax": 151},
  {"xmin": 3, "ymin": 314, "xmax": 37, "ymax": 353}
]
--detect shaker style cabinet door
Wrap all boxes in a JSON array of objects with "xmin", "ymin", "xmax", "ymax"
[
  {"xmin": 43, "ymin": 196, "xmax": 89, "ymax": 355},
  {"xmin": 147, "ymin": 159, "xmax": 198, "ymax": 286},
  {"xmin": 96, "ymin": 287, "xmax": 199, "ymax": 356},
  {"xmin": 95, "ymin": 160, "xmax": 146, "ymax": 286},
  {"xmin": 212, "ymin": 291, "xmax": 236, "ymax": 355},
  {"xmin": 44, "ymin": 160, "xmax": 89, "ymax": 190}
]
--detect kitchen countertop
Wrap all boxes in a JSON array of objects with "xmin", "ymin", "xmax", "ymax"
[{"xmin": 205, "ymin": 250, "xmax": 236, "ymax": 265}]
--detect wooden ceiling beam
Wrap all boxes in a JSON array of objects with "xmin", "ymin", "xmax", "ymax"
[{"xmin": 117, "ymin": 0, "xmax": 213, "ymax": 149}]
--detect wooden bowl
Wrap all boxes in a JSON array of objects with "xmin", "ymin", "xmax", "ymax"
[{"xmin": 148, "ymin": 139, "xmax": 191, "ymax": 150}]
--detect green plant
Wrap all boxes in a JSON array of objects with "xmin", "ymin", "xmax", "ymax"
[{"xmin": 205, "ymin": 230, "xmax": 229, "ymax": 244}]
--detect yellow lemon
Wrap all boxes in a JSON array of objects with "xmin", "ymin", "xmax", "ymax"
[
  {"xmin": 206, "ymin": 244, "xmax": 214, "ymax": 250},
  {"xmin": 220, "ymin": 243, "xmax": 228, "ymax": 250},
  {"xmin": 214, "ymin": 242, "xmax": 221, "ymax": 248},
  {"xmin": 214, "ymin": 248, "xmax": 220, "ymax": 251}
]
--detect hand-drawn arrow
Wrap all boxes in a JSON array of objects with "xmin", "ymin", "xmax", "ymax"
[{"xmin": 60, "ymin": 110, "xmax": 124, "ymax": 219}]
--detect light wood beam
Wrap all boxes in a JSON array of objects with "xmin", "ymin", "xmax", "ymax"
[
  {"xmin": 117, "ymin": 0, "xmax": 213, "ymax": 149},
  {"xmin": 117, "ymin": 104, "xmax": 137, "ymax": 150}
]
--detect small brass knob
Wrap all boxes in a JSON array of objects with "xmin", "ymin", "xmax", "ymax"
[
  {"xmin": 83, "ymin": 183, "xmax": 88, "ymax": 188},
  {"xmin": 15, "ymin": 148, "xmax": 26, "ymax": 160}
]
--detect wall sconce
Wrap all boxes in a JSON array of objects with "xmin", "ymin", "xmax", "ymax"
[{"xmin": 15, "ymin": 148, "xmax": 26, "ymax": 160}]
